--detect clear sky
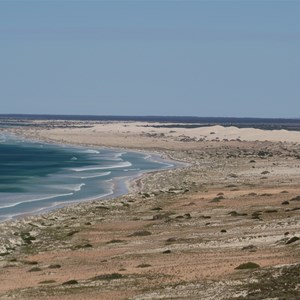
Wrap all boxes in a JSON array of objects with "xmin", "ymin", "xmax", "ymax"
[{"xmin": 0, "ymin": 1, "xmax": 299, "ymax": 118}]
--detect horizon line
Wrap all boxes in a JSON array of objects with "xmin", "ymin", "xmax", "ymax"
[{"xmin": 0, "ymin": 113, "xmax": 300, "ymax": 121}]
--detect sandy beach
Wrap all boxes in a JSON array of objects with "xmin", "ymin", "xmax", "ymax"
[{"xmin": 1, "ymin": 119, "xmax": 300, "ymax": 299}]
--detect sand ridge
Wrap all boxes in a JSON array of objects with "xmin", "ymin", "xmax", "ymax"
[{"xmin": 7, "ymin": 120, "xmax": 300, "ymax": 149}]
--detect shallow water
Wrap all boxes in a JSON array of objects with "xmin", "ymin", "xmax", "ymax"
[{"xmin": 0, "ymin": 134, "xmax": 172, "ymax": 222}]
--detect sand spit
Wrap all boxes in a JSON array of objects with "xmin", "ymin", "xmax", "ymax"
[
  {"xmin": 0, "ymin": 120, "xmax": 300, "ymax": 299},
  {"xmin": 7, "ymin": 120, "xmax": 300, "ymax": 149}
]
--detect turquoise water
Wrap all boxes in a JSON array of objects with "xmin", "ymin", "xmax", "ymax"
[{"xmin": 0, "ymin": 134, "xmax": 172, "ymax": 222}]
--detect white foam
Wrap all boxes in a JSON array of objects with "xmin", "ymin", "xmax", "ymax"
[
  {"xmin": 72, "ymin": 183, "xmax": 85, "ymax": 191},
  {"xmin": 144, "ymin": 154, "xmax": 175, "ymax": 169},
  {"xmin": 45, "ymin": 183, "xmax": 86, "ymax": 192},
  {"xmin": 80, "ymin": 171, "xmax": 111, "ymax": 179},
  {"xmin": 51, "ymin": 190, "xmax": 114, "ymax": 207},
  {"xmin": 1, "ymin": 190, "xmax": 115, "ymax": 222},
  {"xmin": 70, "ymin": 161, "xmax": 132, "ymax": 172},
  {"xmin": 0, "ymin": 193, "xmax": 74, "ymax": 209},
  {"xmin": 115, "ymin": 152, "xmax": 126, "ymax": 158},
  {"xmin": 60, "ymin": 183, "xmax": 85, "ymax": 192},
  {"xmin": 83, "ymin": 149, "xmax": 100, "ymax": 154}
]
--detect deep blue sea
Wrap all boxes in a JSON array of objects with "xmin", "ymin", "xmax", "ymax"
[{"xmin": 0, "ymin": 134, "xmax": 172, "ymax": 222}]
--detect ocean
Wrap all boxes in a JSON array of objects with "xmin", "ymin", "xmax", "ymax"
[
  {"xmin": 1, "ymin": 114, "xmax": 300, "ymax": 131},
  {"xmin": 0, "ymin": 134, "xmax": 172, "ymax": 222}
]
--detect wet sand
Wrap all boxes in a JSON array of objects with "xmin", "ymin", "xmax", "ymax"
[{"xmin": 1, "ymin": 120, "xmax": 300, "ymax": 299}]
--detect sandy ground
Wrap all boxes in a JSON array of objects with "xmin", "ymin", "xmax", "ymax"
[
  {"xmin": 8, "ymin": 120, "xmax": 300, "ymax": 149},
  {"xmin": 0, "ymin": 120, "xmax": 300, "ymax": 299}
]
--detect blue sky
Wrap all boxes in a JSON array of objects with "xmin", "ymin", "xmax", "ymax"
[{"xmin": 0, "ymin": 1, "xmax": 299, "ymax": 118}]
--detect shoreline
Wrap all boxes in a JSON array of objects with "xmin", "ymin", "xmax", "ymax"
[{"xmin": 0, "ymin": 131, "xmax": 185, "ymax": 224}]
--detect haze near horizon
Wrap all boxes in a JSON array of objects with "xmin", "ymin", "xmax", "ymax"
[{"xmin": 0, "ymin": 1, "xmax": 299, "ymax": 118}]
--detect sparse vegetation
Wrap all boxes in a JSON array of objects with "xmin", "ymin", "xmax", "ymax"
[
  {"xmin": 235, "ymin": 262, "xmax": 260, "ymax": 269},
  {"xmin": 39, "ymin": 280, "xmax": 56, "ymax": 284},
  {"xmin": 128, "ymin": 230, "xmax": 151, "ymax": 237},
  {"xmin": 28, "ymin": 267, "xmax": 42, "ymax": 272},
  {"xmin": 62, "ymin": 280, "xmax": 78, "ymax": 285},
  {"xmin": 48, "ymin": 264, "xmax": 61, "ymax": 269},
  {"xmin": 137, "ymin": 263, "xmax": 152, "ymax": 268},
  {"xmin": 90, "ymin": 273, "xmax": 123, "ymax": 281}
]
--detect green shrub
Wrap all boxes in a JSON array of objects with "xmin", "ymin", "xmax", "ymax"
[
  {"xmin": 235, "ymin": 262, "xmax": 260, "ymax": 269},
  {"xmin": 91, "ymin": 273, "xmax": 123, "ymax": 281}
]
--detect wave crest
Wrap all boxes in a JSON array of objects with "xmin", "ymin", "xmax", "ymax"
[{"xmin": 70, "ymin": 161, "xmax": 132, "ymax": 172}]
